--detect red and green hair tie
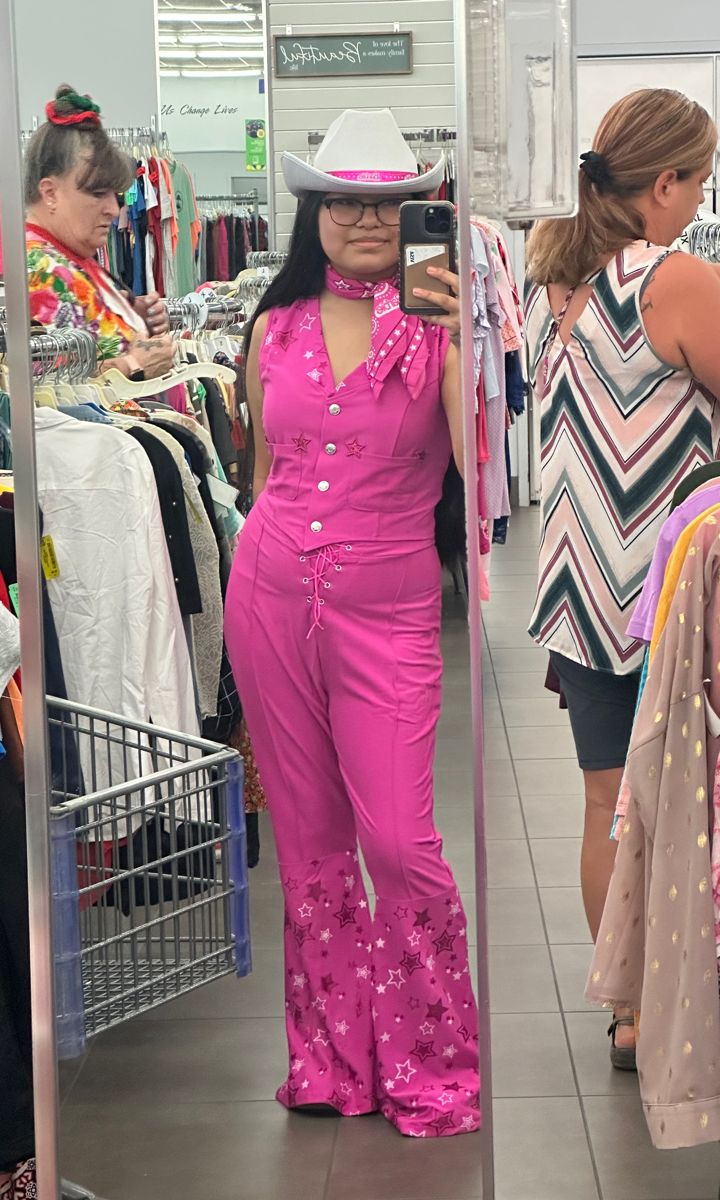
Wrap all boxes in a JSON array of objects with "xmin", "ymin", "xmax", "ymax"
[{"xmin": 46, "ymin": 90, "xmax": 102, "ymax": 128}]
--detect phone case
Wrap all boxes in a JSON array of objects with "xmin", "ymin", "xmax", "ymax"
[{"xmin": 399, "ymin": 201, "xmax": 456, "ymax": 317}]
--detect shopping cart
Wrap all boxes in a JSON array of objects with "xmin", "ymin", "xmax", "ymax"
[{"xmin": 47, "ymin": 698, "xmax": 251, "ymax": 1060}]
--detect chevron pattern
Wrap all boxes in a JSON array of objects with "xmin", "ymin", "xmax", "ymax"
[{"xmin": 525, "ymin": 243, "xmax": 719, "ymax": 674}]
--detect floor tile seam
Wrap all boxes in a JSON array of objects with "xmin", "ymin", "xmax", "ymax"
[
  {"xmin": 482, "ymin": 614, "xmax": 605, "ymax": 1200},
  {"xmin": 320, "ymin": 1119, "xmax": 341, "ymax": 1200}
]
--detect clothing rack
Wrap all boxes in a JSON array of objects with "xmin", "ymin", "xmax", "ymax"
[
  {"xmin": 0, "ymin": 323, "xmax": 98, "ymax": 382},
  {"xmin": 20, "ymin": 122, "xmax": 167, "ymax": 158},
  {"xmin": 682, "ymin": 213, "xmax": 720, "ymax": 261},
  {"xmin": 196, "ymin": 192, "xmax": 261, "ymax": 246},
  {"xmin": 247, "ymin": 250, "xmax": 287, "ymax": 271},
  {"xmin": 307, "ymin": 127, "xmax": 456, "ymax": 148},
  {"xmin": 166, "ymin": 293, "xmax": 245, "ymax": 332}
]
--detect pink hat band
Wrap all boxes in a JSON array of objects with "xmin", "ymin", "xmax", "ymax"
[{"xmin": 328, "ymin": 169, "xmax": 418, "ymax": 183}]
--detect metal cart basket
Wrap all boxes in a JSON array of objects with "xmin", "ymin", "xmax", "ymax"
[{"xmin": 48, "ymin": 698, "xmax": 251, "ymax": 1060}]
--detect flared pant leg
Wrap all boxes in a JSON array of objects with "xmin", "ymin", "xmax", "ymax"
[{"xmin": 224, "ymin": 518, "xmax": 480, "ymax": 1136}]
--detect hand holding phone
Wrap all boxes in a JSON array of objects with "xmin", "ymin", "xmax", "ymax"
[{"xmin": 399, "ymin": 201, "xmax": 457, "ymax": 318}]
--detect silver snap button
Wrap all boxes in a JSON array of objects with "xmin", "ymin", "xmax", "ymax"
[
  {"xmin": 311, "ymin": 521, "xmax": 323, "ymax": 533},
  {"xmin": 325, "ymin": 443, "xmax": 337, "ymax": 455},
  {"xmin": 318, "ymin": 481, "xmax": 330, "ymax": 492},
  {"xmin": 329, "ymin": 404, "xmax": 341, "ymax": 415}
]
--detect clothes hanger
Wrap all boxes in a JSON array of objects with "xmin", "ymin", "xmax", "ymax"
[{"xmin": 100, "ymin": 359, "xmax": 236, "ymax": 400}]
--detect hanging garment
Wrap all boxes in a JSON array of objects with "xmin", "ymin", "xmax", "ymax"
[
  {"xmin": 587, "ymin": 511, "xmax": 720, "ymax": 1149},
  {"xmin": 125, "ymin": 426, "xmax": 202, "ymax": 617},
  {"xmin": 33, "ymin": 409, "xmax": 198, "ymax": 790},
  {"xmin": 224, "ymin": 293, "xmax": 479, "ymax": 1138},
  {"xmin": 139, "ymin": 423, "xmax": 223, "ymax": 721},
  {"xmin": 526, "ymin": 241, "xmax": 720, "ymax": 674},
  {"xmin": 627, "ymin": 481, "xmax": 720, "ymax": 642}
]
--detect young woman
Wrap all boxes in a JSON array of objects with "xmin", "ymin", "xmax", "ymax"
[
  {"xmin": 525, "ymin": 88, "xmax": 720, "ymax": 1067},
  {"xmin": 224, "ymin": 108, "xmax": 480, "ymax": 1138}
]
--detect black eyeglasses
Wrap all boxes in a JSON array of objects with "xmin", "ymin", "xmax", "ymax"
[{"xmin": 323, "ymin": 198, "xmax": 402, "ymax": 227}]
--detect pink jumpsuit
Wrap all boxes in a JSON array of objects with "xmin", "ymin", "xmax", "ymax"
[{"xmin": 224, "ymin": 296, "xmax": 480, "ymax": 1138}]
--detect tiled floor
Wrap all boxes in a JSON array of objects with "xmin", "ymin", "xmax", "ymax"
[{"xmin": 58, "ymin": 507, "xmax": 720, "ymax": 1199}]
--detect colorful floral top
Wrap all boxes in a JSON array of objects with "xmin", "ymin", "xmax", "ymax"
[{"xmin": 26, "ymin": 222, "xmax": 147, "ymax": 362}]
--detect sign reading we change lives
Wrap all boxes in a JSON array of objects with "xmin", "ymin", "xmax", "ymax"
[{"xmin": 274, "ymin": 33, "xmax": 413, "ymax": 78}]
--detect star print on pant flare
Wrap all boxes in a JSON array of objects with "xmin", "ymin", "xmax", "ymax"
[
  {"xmin": 276, "ymin": 850, "xmax": 377, "ymax": 1116},
  {"xmin": 372, "ymin": 888, "xmax": 481, "ymax": 1137}
]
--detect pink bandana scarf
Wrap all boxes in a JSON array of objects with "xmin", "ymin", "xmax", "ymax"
[{"xmin": 324, "ymin": 265, "xmax": 431, "ymax": 400}]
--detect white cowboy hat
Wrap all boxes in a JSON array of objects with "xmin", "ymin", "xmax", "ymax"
[{"xmin": 282, "ymin": 108, "xmax": 445, "ymax": 197}]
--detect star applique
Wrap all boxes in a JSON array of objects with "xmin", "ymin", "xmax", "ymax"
[
  {"xmin": 313, "ymin": 1029, "xmax": 330, "ymax": 1047},
  {"xmin": 399, "ymin": 952, "xmax": 425, "ymax": 975},
  {"xmin": 438, "ymin": 1091, "xmax": 457, "ymax": 1107},
  {"xmin": 386, "ymin": 969, "xmax": 407, "ymax": 990},
  {"xmin": 293, "ymin": 973, "xmax": 307, "ymax": 989},
  {"xmin": 461, "ymin": 1116, "xmax": 479, "ymax": 1131},
  {"xmin": 299, "ymin": 313, "xmax": 317, "ymax": 332},
  {"xmin": 312, "ymin": 996, "xmax": 328, "ymax": 1012},
  {"xmin": 321, "ymin": 973, "xmax": 338, "ymax": 994},
  {"xmin": 292, "ymin": 434, "xmax": 310, "ymax": 453},
  {"xmin": 380, "ymin": 1032, "xmax": 392, "ymax": 1043},
  {"xmin": 450, "ymin": 902, "xmax": 462, "ymax": 916},
  {"xmin": 407, "ymin": 930, "xmax": 422, "ymax": 948},
  {"xmin": 414, "ymin": 908, "xmax": 432, "ymax": 929},
  {"xmin": 340, "ymin": 1082, "xmax": 353, "ymax": 1096},
  {"xmin": 335, "ymin": 1021, "xmax": 350, "ymax": 1036},
  {"xmin": 394, "ymin": 906, "xmax": 409, "ymax": 920},
  {"xmin": 414, "ymin": 449, "xmax": 427, "ymax": 461},
  {"xmin": 293, "ymin": 922, "xmax": 314, "ymax": 946},
  {"xmin": 307, "ymin": 367, "xmax": 323, "ymax": 383},
  {"xmin": 410, "ymin": 1039, "xmax": 437, "ymax": 1063},
  {"xmin": 433, "ymin": 930, "xmax": 456, "ymax": 955},
  {"xmin": 345, "ymin": 438, "xmax": 366, "ymax": 458},
  {"xmin": 304, "ymin": 350, "xmax": 314, "ymax": 360},
  {"xmin": 442, "ymin": 1044, "xmax": 457, "ymax": 1060},
  {"xmin": 456, "ymin": 1024, "xmax": 473, "ymax": 1043},
  {"xmin": 307, "ymin": 881, "xmax": 325, "ymax": 902},
  {"xmin": 419, "ymin": 1021, "xmax": 436, "ymax": 1037},
  {"xmin": 284, "ymin": 876, "xmax": 299, "ymax": 891},
  {"xmin": 334, "ymin": 902, "xmax": 357, "ymax": 928},
  {"xmin": 272, "ymin": 329, "xmax": 297, "ymax": 351},
  {"xmin": 319, "ymin": 928, "xmax": 332, "ymax": 943},
  {"xmin": 408, "ymin": 998, "xmax": 421, "ymax": 1011},
  {"xmin": 297, "ymin": 903, "xmax": 313, "ymax": 920},
  {"xmin": 426, "ymin": 1000, "xmax": 449, "ymax": 1022},
  {"xmin": 395, "ymin": 1059, "xmax": 417, "ymax": 1085},
  {"xmin": 431, "ymin": 1113, "xmax": 456, "ymax": 1135}
]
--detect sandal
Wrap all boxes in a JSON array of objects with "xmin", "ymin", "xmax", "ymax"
[{"xmin": 608, "ymin": 1016, "xmax": 637, "ymax": 1072}]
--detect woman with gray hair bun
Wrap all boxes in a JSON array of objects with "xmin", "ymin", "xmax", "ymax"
[{"xmin": 24, "ymin": 84, "xmax": 173, "ymax": 382}]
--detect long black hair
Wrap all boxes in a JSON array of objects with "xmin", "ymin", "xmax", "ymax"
[
  {"xmin": 239, "ymin": 193, "xmax": 327, "ymax": 503},
  {"xmin": 244, "ymin": 192, "xmax": 327, "ymax": 355}
]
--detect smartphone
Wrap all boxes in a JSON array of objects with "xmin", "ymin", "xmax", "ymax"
[{"xmin": 399, "ymin": 200, "xmax": 456, "ymax": 317}]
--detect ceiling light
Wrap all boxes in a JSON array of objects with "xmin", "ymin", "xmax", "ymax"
[
  {"xmin": 159, "ymin": 69, "xmax": 181, "ymax": 77},
  {"xmin": 179, "ymin": 68, "xmax": 261, "ymax": 78},
  {"xmin": 177, "ymin": 32, "xmax": 263, "ymax": 44},
  {"xmin": 159, "ymin": 48, "xmax": 199, "ymax": 59},
  {"xmin": 158, "ymin": 11, "xmax": 259, "ymax": 22}
]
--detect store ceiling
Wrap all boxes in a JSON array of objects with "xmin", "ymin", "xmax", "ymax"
[{"xmin": 157, "ymin": 0, "xmax": 265, "ymax": 78}]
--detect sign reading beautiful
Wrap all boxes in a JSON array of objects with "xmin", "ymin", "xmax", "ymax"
[{"xmin": 274, "ymin": 33, "xmax": 413, "ymax": 78}]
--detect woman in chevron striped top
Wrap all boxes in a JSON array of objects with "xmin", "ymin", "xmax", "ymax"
[{"xmin": 525, "ymin": 88, "xmax": 720, "ymax": 1067}]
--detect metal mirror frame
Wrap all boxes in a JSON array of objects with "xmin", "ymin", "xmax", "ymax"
[{"xmin": 0, "ymin": 3, "xmax": 60, "ymax": 1198}]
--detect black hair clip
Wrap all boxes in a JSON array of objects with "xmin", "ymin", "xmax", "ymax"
[{"xmin": 579, "ymin": 150, "xmax": 614, "ymax": 192}]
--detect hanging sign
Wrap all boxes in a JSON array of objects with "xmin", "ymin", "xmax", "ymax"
[
  {"xmin": 245, "ymin": 118, "xmax": 267, "ymax": 171},
  {"xmin": 274, "ymin": 33, "xmax": 413, "ymax": 79}
]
